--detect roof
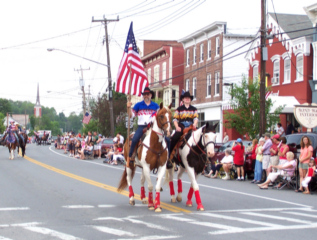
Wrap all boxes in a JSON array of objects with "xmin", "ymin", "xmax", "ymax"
[{"xmin": 268, "ymin": 13, "xmax": 314, "ymax": 39}]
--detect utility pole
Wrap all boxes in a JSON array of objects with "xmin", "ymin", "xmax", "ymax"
[
  {"xmin": 75, "ymin": 66, "xmax": 90, "ymax": 114},
  {"xmin": 260, "ymin": 0, "xmax": 267, "ymax": 137},
  {"xmin": 92, "ymin": 16, "xmax": 119, "ymax": 137}
]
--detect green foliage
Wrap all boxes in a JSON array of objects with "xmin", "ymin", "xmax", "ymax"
[
  {"xmin": 224, "ymin": 77, "xmax": 283, "ymax": 139},
  {"xmin": 0, "ymin": 112, "xmax": 5, "ymax": 133}
]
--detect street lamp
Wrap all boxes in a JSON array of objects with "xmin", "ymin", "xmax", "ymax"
[
  {"xmin": 47, "ymin": 48, "xmax": 115, "ymax": 137},
  {"xmin": 47, "ymin": 48, "xmax": 109, "ymax": 67}
]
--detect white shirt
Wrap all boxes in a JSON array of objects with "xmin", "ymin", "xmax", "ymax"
[
  {"xmin": 276, "ymin": 126, "xmax": 285, "ymax": 137},
  {"xmin": 223, "ymin": 135, "xmax": 229, "ymax": 143},
  {"xmin": 221, "ymin": 155, "xmax": 233, "ymax": 164},
  {"xmin": 113, "ymin": 135, "xmax": 124, "ymax": 144}
]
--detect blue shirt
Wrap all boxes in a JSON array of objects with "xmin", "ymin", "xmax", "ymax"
[{"xmin": 132, "ymin": 101, "xmax": 159, "ymax": 125}]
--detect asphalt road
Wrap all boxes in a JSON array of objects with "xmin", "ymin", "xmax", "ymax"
[{"xmin": 0, "ymin": 144, "xmax": 316, "ymax": 240}]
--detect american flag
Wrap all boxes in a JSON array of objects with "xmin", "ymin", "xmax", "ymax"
[
  {"xmin": 115, "ymin": 22, "xmax": 148, "ymax": 96},
  {"xmin": 82, "ymin": 112, "xmax": 92, "ymax": 124},
  {"xmin": 180, "ymin": 89, "xmax": 185, "ymax": 106},
  {"xmin": 265, "ymin": 91, "xmax": 272, "ymax": 100}
]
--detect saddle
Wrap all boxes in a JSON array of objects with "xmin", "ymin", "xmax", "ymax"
[{"xmin": 169, "ymin": 125, "xmax": 196, "ymax": 162}]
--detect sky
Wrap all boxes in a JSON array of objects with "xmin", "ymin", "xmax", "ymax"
[{"xmin": 0, "ymin": 0, "xmax": 316, "ymax": 116}]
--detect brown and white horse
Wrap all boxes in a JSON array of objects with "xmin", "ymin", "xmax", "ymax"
[
  {"xmin": 5, "ymin": 129, "xmax": 19, "ymax": 160},
  {"xmin": 118, "ymin": 103, "xmax": 172, "ymax": 212},
  {"xmin": 166, "ymin": 123, "xmax": 217, "ymax": 211}
]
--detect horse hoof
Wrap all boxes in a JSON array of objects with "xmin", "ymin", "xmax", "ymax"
[
  {"xmin": 186, "ymin": 200, "xmax": 193, "ymax": 207},
  {"xmin": 142, "ymin": 199, "xmax": 148, "ymax": 204},
  {"xmin": 155, "ymin": 207, "xmax": 162, "ymax": 213},
  {"xmin": 176, "ymin": 196, "xmax": 182, "ymax": 202},
  {"xmin": 171, "ymin": 198, "xmax": 176, "ymax": 203},
  {"xmin": 129, "ymin": 200, "xmax": 135, "ymax": 206},
  {"xmin": 197, "ymin": 204, "xmax": 204, "ymax": 211},
  {"xmin": 148, "ymin": 206, "xmax": 155, "ymax": 211}
]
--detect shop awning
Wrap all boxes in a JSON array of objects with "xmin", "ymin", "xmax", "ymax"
[{"xmin": 268, "ymin": 95, "xmax": 300, "ymax": 113}]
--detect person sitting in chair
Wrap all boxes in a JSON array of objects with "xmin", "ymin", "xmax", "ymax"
[
  {"xmin": 126, "ymin": 87, "xmax": 159, "ymax": 164},
  {"xmin": 168, "ymin": 91, "xmax": 198, "ymax": 168},
  {"xmin": 257, "ymin": 151, "xmax": 296, "ymax": 189}
]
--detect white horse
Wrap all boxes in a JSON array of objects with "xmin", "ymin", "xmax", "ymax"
[
  {"xmin": 118, "ymin": 103, "xmax": 172, "ymax": 212},
  {"xmin": 166, "ymin": 123, "xmax": 217, "ymax": 211}
]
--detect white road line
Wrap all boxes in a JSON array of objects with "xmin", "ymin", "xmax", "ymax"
[
  {"xmin": 0, "ymin": 222, "xmax": 41, "ymax": 228},
  {"xmin": 203, "ymin": 207, "xmax": 312, "ymax": 213},
  {"xmin": 209, "ymin": 223, "xmax": 317, "ymax": 235},
  {"xmin": 240, "ymin": 212, "xmax": 313, "ymax": 224},
  {"xmin": 0, "ymin": 207, "xmax": 29, "ymax": 211},
  {"xmin": 116, "ymin": 236, "xmax": 180, "ymax": 240},
  {"xmin": 91, "ymin": 226, "xmax": 136, "ymax": 237},
  {"xmin": 283, "ymin": 211, "xmax": 317, "ymax": 219},
  {"xmin": 201, "ymin": 213, "xmax": 281, "ymax": 227},
  {"xmin": 0, "ymin": 236, "xmax": 13, "ymax": 240},
  {"xmin": 158, "ymin": 214, "xmax": 192, "ymax": 222},
  {"xmin": 93, "ymin": 217, "xmax": 124, "ymax": 221},
  {"xmin": 24, "ymin": 227, "xmax": 82, "ymax": 240},
  {"xmin": 98, "ymin": 204, "xmax": 116, "ymax": 208},
  {"xmin": 62, "ymin": 205, "xmax": 94, "ymax": 209},
  {"xmin": 125, "ymin": 218, "xmax": 171, "ymax": 231}
]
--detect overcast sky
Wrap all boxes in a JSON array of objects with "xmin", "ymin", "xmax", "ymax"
[{"xmin": 0, "ymin": 0, "xmax": 316, "ymax": 116}]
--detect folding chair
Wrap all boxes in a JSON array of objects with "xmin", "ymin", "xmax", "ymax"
[{"xmin": 276, "ymin": 159, "xmax": 298, "ymax": 190}]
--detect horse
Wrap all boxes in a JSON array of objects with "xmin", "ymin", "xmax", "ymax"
[
  {"xmin": 165, "ymin": 122, "xmax": 217, "ymax": 211},
  {"xmin": 5, "ymin": 129, "xmax": 19, "ymax": 160},
  {"xmin": 17, "ymin": 132, "xmax": 28, "ymax": 157},
  {"xmin": 117, "ymin": 102, "xmax": 172, "ymax": 212}
]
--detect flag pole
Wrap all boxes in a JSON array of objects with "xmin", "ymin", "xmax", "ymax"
[{"xmin": 126, "ymin": 64, "xmax": 132, "ymax": 167}]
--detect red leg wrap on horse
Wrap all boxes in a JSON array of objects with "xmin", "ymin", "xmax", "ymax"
[
  {"xmin": 187, "ymin": 187, "xmax": 194, "ymax": 200},
  {"xmin": 195, "ymin": 190, "xmax": 204, "ymax": 209},
  {"xmin": 148, "ymin": 192, "xmax": 153, "ymax": 206},
  {"xmin": 178, "ymin": 179, "xmax": 182, "ymax": 193},
  {"xmin": 169, "ymin": 181, "xmax": 175, "ymax": 196},
  {"xmin": 129, "ymin": 186, "xmax": 134, "ymax": 198},
  {"xmin": 155, "ymin": 192, "xmax": 160, "ymax": 209},
  {"xmin": 140, "ymin": 186, "xmax": 146, "ymax": 199}
]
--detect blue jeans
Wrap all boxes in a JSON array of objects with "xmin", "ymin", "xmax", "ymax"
[
  {"xmin": 254, "ymin": 160, "xmax": 263, "ymax": 181},
  {"xmin": 129, "ymin": 125, "xmax": 147, "ymax": 157}
]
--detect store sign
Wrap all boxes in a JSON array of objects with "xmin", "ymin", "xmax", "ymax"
[{"xmin": 294, "ymin": 104, "xmax": 317, "ymax": 129}]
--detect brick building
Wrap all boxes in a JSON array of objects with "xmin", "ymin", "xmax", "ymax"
[
  {"xmin": 140, "ymin": 40, "xmax": 184, "ymax": 108},
  {"xmin": 179, "ymin": 22, "xmax": 254, "ymax": 142},
  {"xmin": 245, "ymin": 13, "xmax": 314, "ymax": 133}
]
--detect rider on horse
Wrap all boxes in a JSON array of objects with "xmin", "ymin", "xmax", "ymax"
[
  {"xmin": 126, "ymin": 87, "xmax": 170, "ymax": 164},
  {"xmin": 168, "ymin": 91, "xmax": 198, "ymax": 168},
  {"xmin": 6, "ymin": 121, "xmax": 20, "ymax": 147}
]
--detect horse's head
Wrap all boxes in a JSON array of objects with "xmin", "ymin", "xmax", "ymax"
[
  {"xmin": 156, "ymin": 102, "xmax": 172, "ymax": 137},
  {"xmin": 201, "ymin": 122, "xmax": 218, "ymax": 158}
]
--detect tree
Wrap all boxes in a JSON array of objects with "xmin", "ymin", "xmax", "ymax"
[
  {"xmin": 223, "ymin": 77, "xmax": 283, "ymax": 139},
  {"xmin": 0, "ymin": 112, "xmax": 5, "ymax": 133}
]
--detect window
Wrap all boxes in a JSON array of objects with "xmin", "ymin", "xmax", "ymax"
[
  {"xmin": 208, "ymin": 40, "xmax": 211, "ymax": 59},
  {"xmin": 296, "ymin": 54, "xmax": 303, "ymax": 81},
  {"xmin": 193, "ymin": 46, "xmax": 196, "ymax": 65},
  {"xmin": 185, "ymin": 79, "xmax": 189, "ymax": 91},
  {"xmin": 200, "ymin": 44, "xmax": 204, "ymax": 62},
  {"xmin": 253, "ymin": 65, "xmax": 258, "ymax": 83},
  {"xmin": 273, "ymin": 60, "xmax": 280, "ymax": 85},
  {"xmin": 284, "ymin": 58, "xmax": 290, "ymax": 83},
  {"xmin": 215, "ymin": 72, "xmax": 220, "ymax": 95},
  {"xmin": 207, "ymin": 74, "xmax": 211, "ymax": 96},
  {"xmin": 193, "ymin": 77, "xmax": 197, "ymax": 99},
  {"xmin": 154, "ymin": 65, "xmax": 160, "ymax": 82},
  {"xmin": 186, "ymin": 49, "xmax": 190, "ymax": 66},
  {"xmin": 172, "ymin": 89, "xmax": 176, "ymax": 108},
  {"xmin": 162, "ymin": 62, "xmax": 167, "ymax": 82},
  {"xmin": 147, "ymin": 68, "xmax": 151, "ymax": 83},
  {"xmin": 216, "ymin": 37, "xmax": 220, "ymax": 56},
  {"xmin": 198, "ymin": 112, "xmax": 205, "ymax": 128}
]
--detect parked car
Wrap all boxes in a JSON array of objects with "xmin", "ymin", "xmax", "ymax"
[
  {"xmin": 101, "ymin": 138, "xmax": 114, "ymax": 156},
  {"xmin": 285, "ymin": 132, "xmax": 317, "ymax": 160}
]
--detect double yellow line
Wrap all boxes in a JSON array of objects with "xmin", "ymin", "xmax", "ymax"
[{"xmin": 23, "ymin": 155, "xmax": 191, "ymax": 213}]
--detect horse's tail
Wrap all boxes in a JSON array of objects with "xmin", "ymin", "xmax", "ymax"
[{"xmin": 117, "ymin": 165, "xmax": 136, "ymax": 192}]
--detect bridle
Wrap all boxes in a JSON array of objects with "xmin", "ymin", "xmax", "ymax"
[{"xmin": 186, "ymin": 129, "xmax": 215, "ymax": 156}]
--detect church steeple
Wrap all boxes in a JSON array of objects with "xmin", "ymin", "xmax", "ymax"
[{"xmin": 34, "ymin": 83, "xmax": 42, "ymax": 117}]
